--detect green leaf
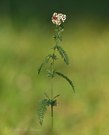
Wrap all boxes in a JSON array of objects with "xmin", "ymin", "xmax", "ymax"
[
  {"xmin": 38, "ymin": 63, "xmax": 44, "ymax": 74},
  {"xmin": 37, "ymin": 99, "xmax": 50, "ymax": 125},
  {"xmin": 55, "ymin": 71, "xmax": 75, "ymax": 92},
  {"xmin": 55, "ymin": 45, "xmax": 69, "ymax": 65},
  {"xmin": 38, "ymin": 55, "xmax": 51, "ymax": 74},
  {"xmin": 53, "ymin": 94, "xmax": 60, "ymax": 99}
]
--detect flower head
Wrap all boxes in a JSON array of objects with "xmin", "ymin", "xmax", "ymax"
[{"xmin": 52, "ymin": 12, "xmax": 66, "ymax": 25}]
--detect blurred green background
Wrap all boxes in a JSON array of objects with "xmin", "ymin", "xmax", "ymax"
[{"xmin": 0, "ymin": 0, "xmax": 109, "ymax": 135}]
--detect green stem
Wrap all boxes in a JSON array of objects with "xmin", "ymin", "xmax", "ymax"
[
  {"xmin": 51, "ymin": 104, "xmax": 54, "ymax": 132},
  {"xmin": 55, "ymin": 26, "xmax": 62, "ymax": 45},
  {"xmin": 50, "ymin": 51, "xmax": 55, "ymax": 132},
  {"xmin": 51, "ymin": 79, "xmax": 54, "ymax": 99},
  {"xmin": 50, "ymin": 26, "xmax": 61, "ymax": 133}
]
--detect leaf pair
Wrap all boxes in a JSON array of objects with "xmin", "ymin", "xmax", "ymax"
[
  {"xmin": 38, "ymin": 45, "xmax": 69, "ymax": 75},
  {"xmin": 38, "ymin": 62, "xmax": 75, "ymax": 92},
  {"xmin": 37, "ymin": 98, "xmax": 57, "ymax": 125}
]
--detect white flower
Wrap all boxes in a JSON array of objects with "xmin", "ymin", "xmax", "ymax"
[{"xmin": 52, "ymin": 12, "xmax": 66, "ymax": 25}]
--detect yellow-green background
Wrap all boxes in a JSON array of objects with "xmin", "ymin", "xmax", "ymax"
[{"xmin": 0, "ymin": 1, "xmax": 109, "ymax": 135}]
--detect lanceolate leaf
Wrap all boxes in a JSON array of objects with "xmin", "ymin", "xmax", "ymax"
[
  {"xmin": 38, "ymin": 63, "xmax": 44, "ymax": 74},
  {"xmin": 55, "ymin": 71, "xmax": 75, "ymax": 92},
  {"xmin": 54, "ymin": 45, "xmax": 69, "ymax": 65},
  {"xmin": 37, "ymin": 99, "xmax": 50, "ymax": 125},
  {"xmin": 38, "ymin": 55, "xmax": 51, "ymax": 74}
]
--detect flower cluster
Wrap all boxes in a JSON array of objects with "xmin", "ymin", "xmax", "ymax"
[{"xmin": 52, "ymin": 12, "xmax": 66, "ymax": 25}]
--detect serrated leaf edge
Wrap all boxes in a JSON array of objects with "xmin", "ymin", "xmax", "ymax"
[{"xmin": 55, "ymin": 71, "xmax": 75, "ymax": 92}]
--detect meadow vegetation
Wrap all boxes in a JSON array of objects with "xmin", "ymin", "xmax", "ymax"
[{"xmin": 0, "ymin": 17, "xmax": 109, "ymax": 135}]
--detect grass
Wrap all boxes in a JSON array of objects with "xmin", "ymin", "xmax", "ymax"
[{"xmin": 0, "ymin": 17, "xmax": 109, "ymax": 135}]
